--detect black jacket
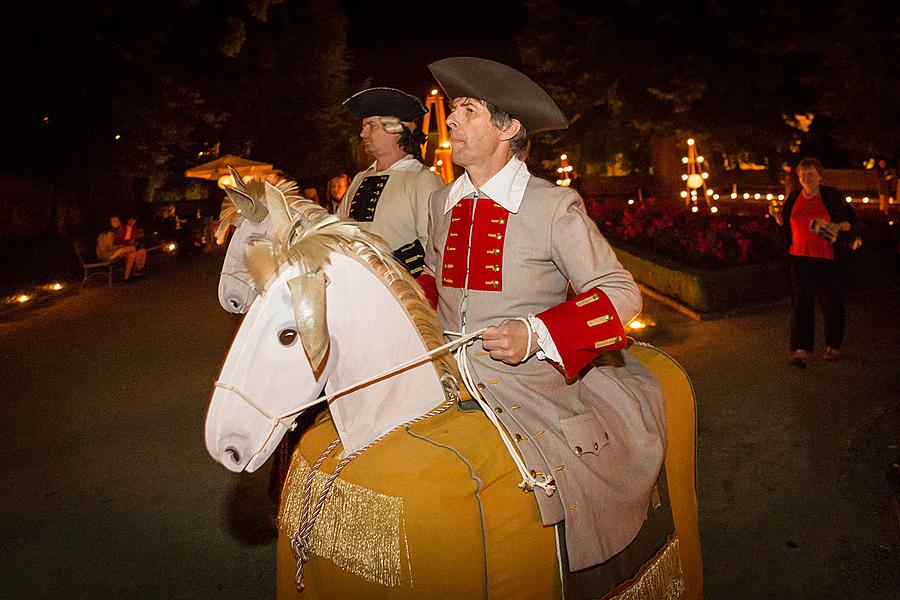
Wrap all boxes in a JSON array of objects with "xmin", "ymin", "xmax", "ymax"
[{"xmin": 781, "ymin": 184, "xmax": 858, "ymax": 251}]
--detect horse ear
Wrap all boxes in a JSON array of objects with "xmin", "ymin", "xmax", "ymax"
[
  {"xmin": 287, "ymin": 268, "xmax": 330, "ymax": 380},
  {"xmin": 223, "ymin": 166, "xmax": 270, "ymax": 224},
  {"xmin": 265, "ymin": 180, "xmax": 295, "ymax": 245}
]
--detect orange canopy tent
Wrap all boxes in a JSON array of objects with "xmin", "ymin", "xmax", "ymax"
[{"xmin": 184, "ymin": 155, "xmax": 275, "ymax": 184}]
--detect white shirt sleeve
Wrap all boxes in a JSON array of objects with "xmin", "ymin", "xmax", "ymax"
[{"xmin": 527, "ymin": 314, "xmax": 563, "ymax": 366}]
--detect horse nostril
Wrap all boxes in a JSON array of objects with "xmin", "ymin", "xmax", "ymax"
[
  {"xmin": 225, "ymin": 446, "xmax": 241, "ymax": 463},
  {"xmin": 228, "ymin": 298, "xmax": 242, "ymax": 310}
]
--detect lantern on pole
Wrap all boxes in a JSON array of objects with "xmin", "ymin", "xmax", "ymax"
[
  {"xmin": 420, "ymin": 89, "xmax": 455, "ymax": 184},
  {"xmin": 556, "ymin": 153, "xmax": 575, "ymax": 187},
  {"xmin": 681, "ymin": 138, "xmax": 715, "ymax": 209}
]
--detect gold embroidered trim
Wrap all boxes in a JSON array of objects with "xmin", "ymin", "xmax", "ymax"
[
  {"xmin": 605, "ymin": 537, "xmax": 685, "ymax": 600},
  {"xmin": 278, "ymin": 455, "xmax": 405, "ymax": 587}
]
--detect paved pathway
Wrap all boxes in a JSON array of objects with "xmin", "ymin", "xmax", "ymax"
[{"xmin": 1, "ymin": 251, "xmax": 897, "ymax": 598}]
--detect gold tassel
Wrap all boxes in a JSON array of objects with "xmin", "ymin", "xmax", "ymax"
[
  {"xmin": 604, "ymin": 537, "xmax": 685, "ymax": 600},
  {"xmin": 278, "ymin": 456, "xmax": 406, "ymax": 587}
]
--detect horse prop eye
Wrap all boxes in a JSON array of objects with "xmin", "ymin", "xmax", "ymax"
[{"xmin": 278, "ymin": 328, "xmax": 299, "ymax": 346}]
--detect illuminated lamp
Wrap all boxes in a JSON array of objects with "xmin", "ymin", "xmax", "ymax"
[
  {"xmin": 217, "ymin": 174, "xmax": 236, "ymax": 189},
  {"xmin": 691, "ymin": 205, "xmax": 699, "ymax": 213},
  {"xmin": 687, "ymin": 173, "xmax": 704, "ymax": 189},
  {"xmin": 710, "ymin": 206, "xmax": 718, "ymax": 213}
]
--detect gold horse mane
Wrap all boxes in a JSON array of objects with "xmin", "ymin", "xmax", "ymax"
[{"xmin": 240, "ymin": 176, "xmax": 458, "ymax": 385}]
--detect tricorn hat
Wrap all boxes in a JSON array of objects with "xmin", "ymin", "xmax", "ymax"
[
  {"xmin": 343, "ymin": 87, "xmax": 427, "ymax": 122},
  {"xmin": 428, "ymin": 57, "xmax": 568, "ymax": 133}
]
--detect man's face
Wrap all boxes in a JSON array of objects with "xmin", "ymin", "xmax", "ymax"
[
  {"xmin": 446, "ymin": 98, "xmax": 503, "ymax": 168},
  {"xmin": 360, "ymin": 116, "xmax": 399, "ymax": 158},
  {"xmin": 797, "ymin": 166, "xmax": 821, "ymax": 190},
  {"xmin": 110, "ymin": 216, "xmax": 122, "ymax": 228}
]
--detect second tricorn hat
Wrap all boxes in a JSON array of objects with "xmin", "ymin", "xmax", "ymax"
[
  {"xmin": 343, "ymin": 87, "xmax": 427, "ymax": 122},
  {"xmin": 428, "ymin": 57, "xmax": 568, "ymax": 133}
]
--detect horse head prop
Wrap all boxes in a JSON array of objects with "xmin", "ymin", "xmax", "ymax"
[{"xmin": 205, "ymin": 176, "xmax": 458, "ymax": 473}]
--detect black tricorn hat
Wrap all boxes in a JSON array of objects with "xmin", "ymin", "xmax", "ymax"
[
  {"xmin": 428, "ymin": 57, "xmax": 568, "ymax": 133},
  {"xmin": 343, "ymin": 87, "xmax": 427, "ymax": 121}
]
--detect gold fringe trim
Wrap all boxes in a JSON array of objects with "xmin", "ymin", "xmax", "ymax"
[
  {"xmin": 604, "ymin": 537, "xmax": 685, "ymax": 600},
  {"xmin": 278, "ymin": 456, "xmax": 405, "ymax": 587}
]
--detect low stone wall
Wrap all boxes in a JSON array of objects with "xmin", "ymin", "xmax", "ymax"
[{"xmin": 611, "ymin": 244, "xmax": 790, "ymax": 313}]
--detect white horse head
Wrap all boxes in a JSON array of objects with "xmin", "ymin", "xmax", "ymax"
[
  {"xmin": 206, "ymin": 179, "xmax": 457, "ymax": 472},
  {"xmin": 217, "ymin": 167, "xmax": 302, "ymax": 314}
]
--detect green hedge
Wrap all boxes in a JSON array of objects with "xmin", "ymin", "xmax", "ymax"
[{"xmin": 611, "ymin": 244, "xmax": 790, "ymax": 313}]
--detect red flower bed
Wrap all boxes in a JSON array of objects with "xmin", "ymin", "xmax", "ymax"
[{"xmin": 586, "ymin": 197, "xmax": 785, "ymax": 268}]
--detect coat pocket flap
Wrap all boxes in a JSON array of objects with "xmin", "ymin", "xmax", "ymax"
[{"xmin": 559, "ymin": 413, "xmax": 610, "ymax": 457}]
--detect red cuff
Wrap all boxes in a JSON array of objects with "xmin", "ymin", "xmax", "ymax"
[
  {"xmin": 537, "ymin": 288, "xmax": 626, "ymax": 377},
  {"xmin": 416, "ymin": 272, "xmax": 438, "ymax": 310}
]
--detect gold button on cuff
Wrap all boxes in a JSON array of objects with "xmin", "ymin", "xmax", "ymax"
[
  {"xmin": 476, "ymin": 383, "xmax": 485, "ymax": 390},
  {"xmin": 490, "ymin": 218, "xmax": 506, "ymax": 224},
  {"xmin": 575, "ymin": 293, "xmax": 600, "ymax": 307},
  {"xmin": 573, "ymin": 445, "xmax": 583, "ymax": 455},
  {"xmin": 493, "ymin": 406, "xmax": 503, "ymax": 414},
  {"xmin": 593, "ymin": 442, "xmax": 600, "ymax": 451},
  {"xmin": 514, "ymin": 433, "xmax": 526, "ymax": 442},
  {"xmin": 587, "ymin": 314, "xmax": 613, "ymax": 327},
  {"xmin": 487, "ymin": 249, "xmax": 501, "ymax": 255},
  {"xmin": 594, "ymin": 336, "xmax": 622, "ymax": 349},
  {"xmin": 487, "ymin": 233, "xmax": 503, "ymax": 240}
]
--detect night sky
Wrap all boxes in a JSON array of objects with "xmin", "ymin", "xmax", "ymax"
[{"xmin": 343, "ymin": 0, "xmax": 528, "ymax": 96}]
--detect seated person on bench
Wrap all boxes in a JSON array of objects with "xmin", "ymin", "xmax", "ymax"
[{"xmin": 97, "ymin": 216, "xmax": 147, "ymax": 280}]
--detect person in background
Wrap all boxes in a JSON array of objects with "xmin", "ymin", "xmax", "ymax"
[
  {"xmin": 339, "ymin": 87, "xmax": 444, "ymax": 276},
  {"xmin": 323, "ymin": 174, "xmax": 349, "ymax": 214},
  {"xmin": 303, "ymin": 187, "xmax": 320, "ymax": 208},
  {"xmin": 770, "ymin": 157, "xmax": 858, "ymax": 368},
  {"xmin": 98, "ymin": 216, "xmax": 147, "ymax": 280},
  {"xmin": 875, "ymin": 157, "xmax": 896, "ymax": 215}
]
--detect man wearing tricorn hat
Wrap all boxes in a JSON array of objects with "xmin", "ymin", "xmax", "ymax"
[
  {"xmin": 422, "ymin": 57, "xmax": 672, "ymax": 594},
  {"xmin": 340, "ymin": 87, "xmax": 443, "ymax": 276}
]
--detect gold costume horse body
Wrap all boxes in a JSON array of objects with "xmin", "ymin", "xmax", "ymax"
[{"xmin": 206, "ymin": 176, "xmax": 703, "ymax": 599}]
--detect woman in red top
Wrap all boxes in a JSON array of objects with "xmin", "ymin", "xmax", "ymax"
[{"xmin": 771, "ymin": 157, "xmax": 857, "ymax": 368}]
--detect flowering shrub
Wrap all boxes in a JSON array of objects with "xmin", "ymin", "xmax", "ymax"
[{"xmin": 586, "ymin": 196, "xmax": 785, "ymax": 268}]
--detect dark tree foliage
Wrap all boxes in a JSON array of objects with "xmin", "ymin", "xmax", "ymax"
[
  {"xmin": 0, "ymin": 0, "xmax": 353, "ymax": 226},
  {"xmin": 518, "ymin": 0, "xmax": 900, "ymax": 173}
]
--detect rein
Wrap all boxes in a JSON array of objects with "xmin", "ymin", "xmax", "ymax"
[{"xmin": 212, "ymin": 328, "xmax": 486, "ymax": 466}]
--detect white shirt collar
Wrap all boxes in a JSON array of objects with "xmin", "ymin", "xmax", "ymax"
[
  {"xmin": 366, "ymin": 154, "xmax": 422, "ymax": 174},
  {"xmin": 444, "ymin": 157, "xmax": 531, "ymax": 214}
]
